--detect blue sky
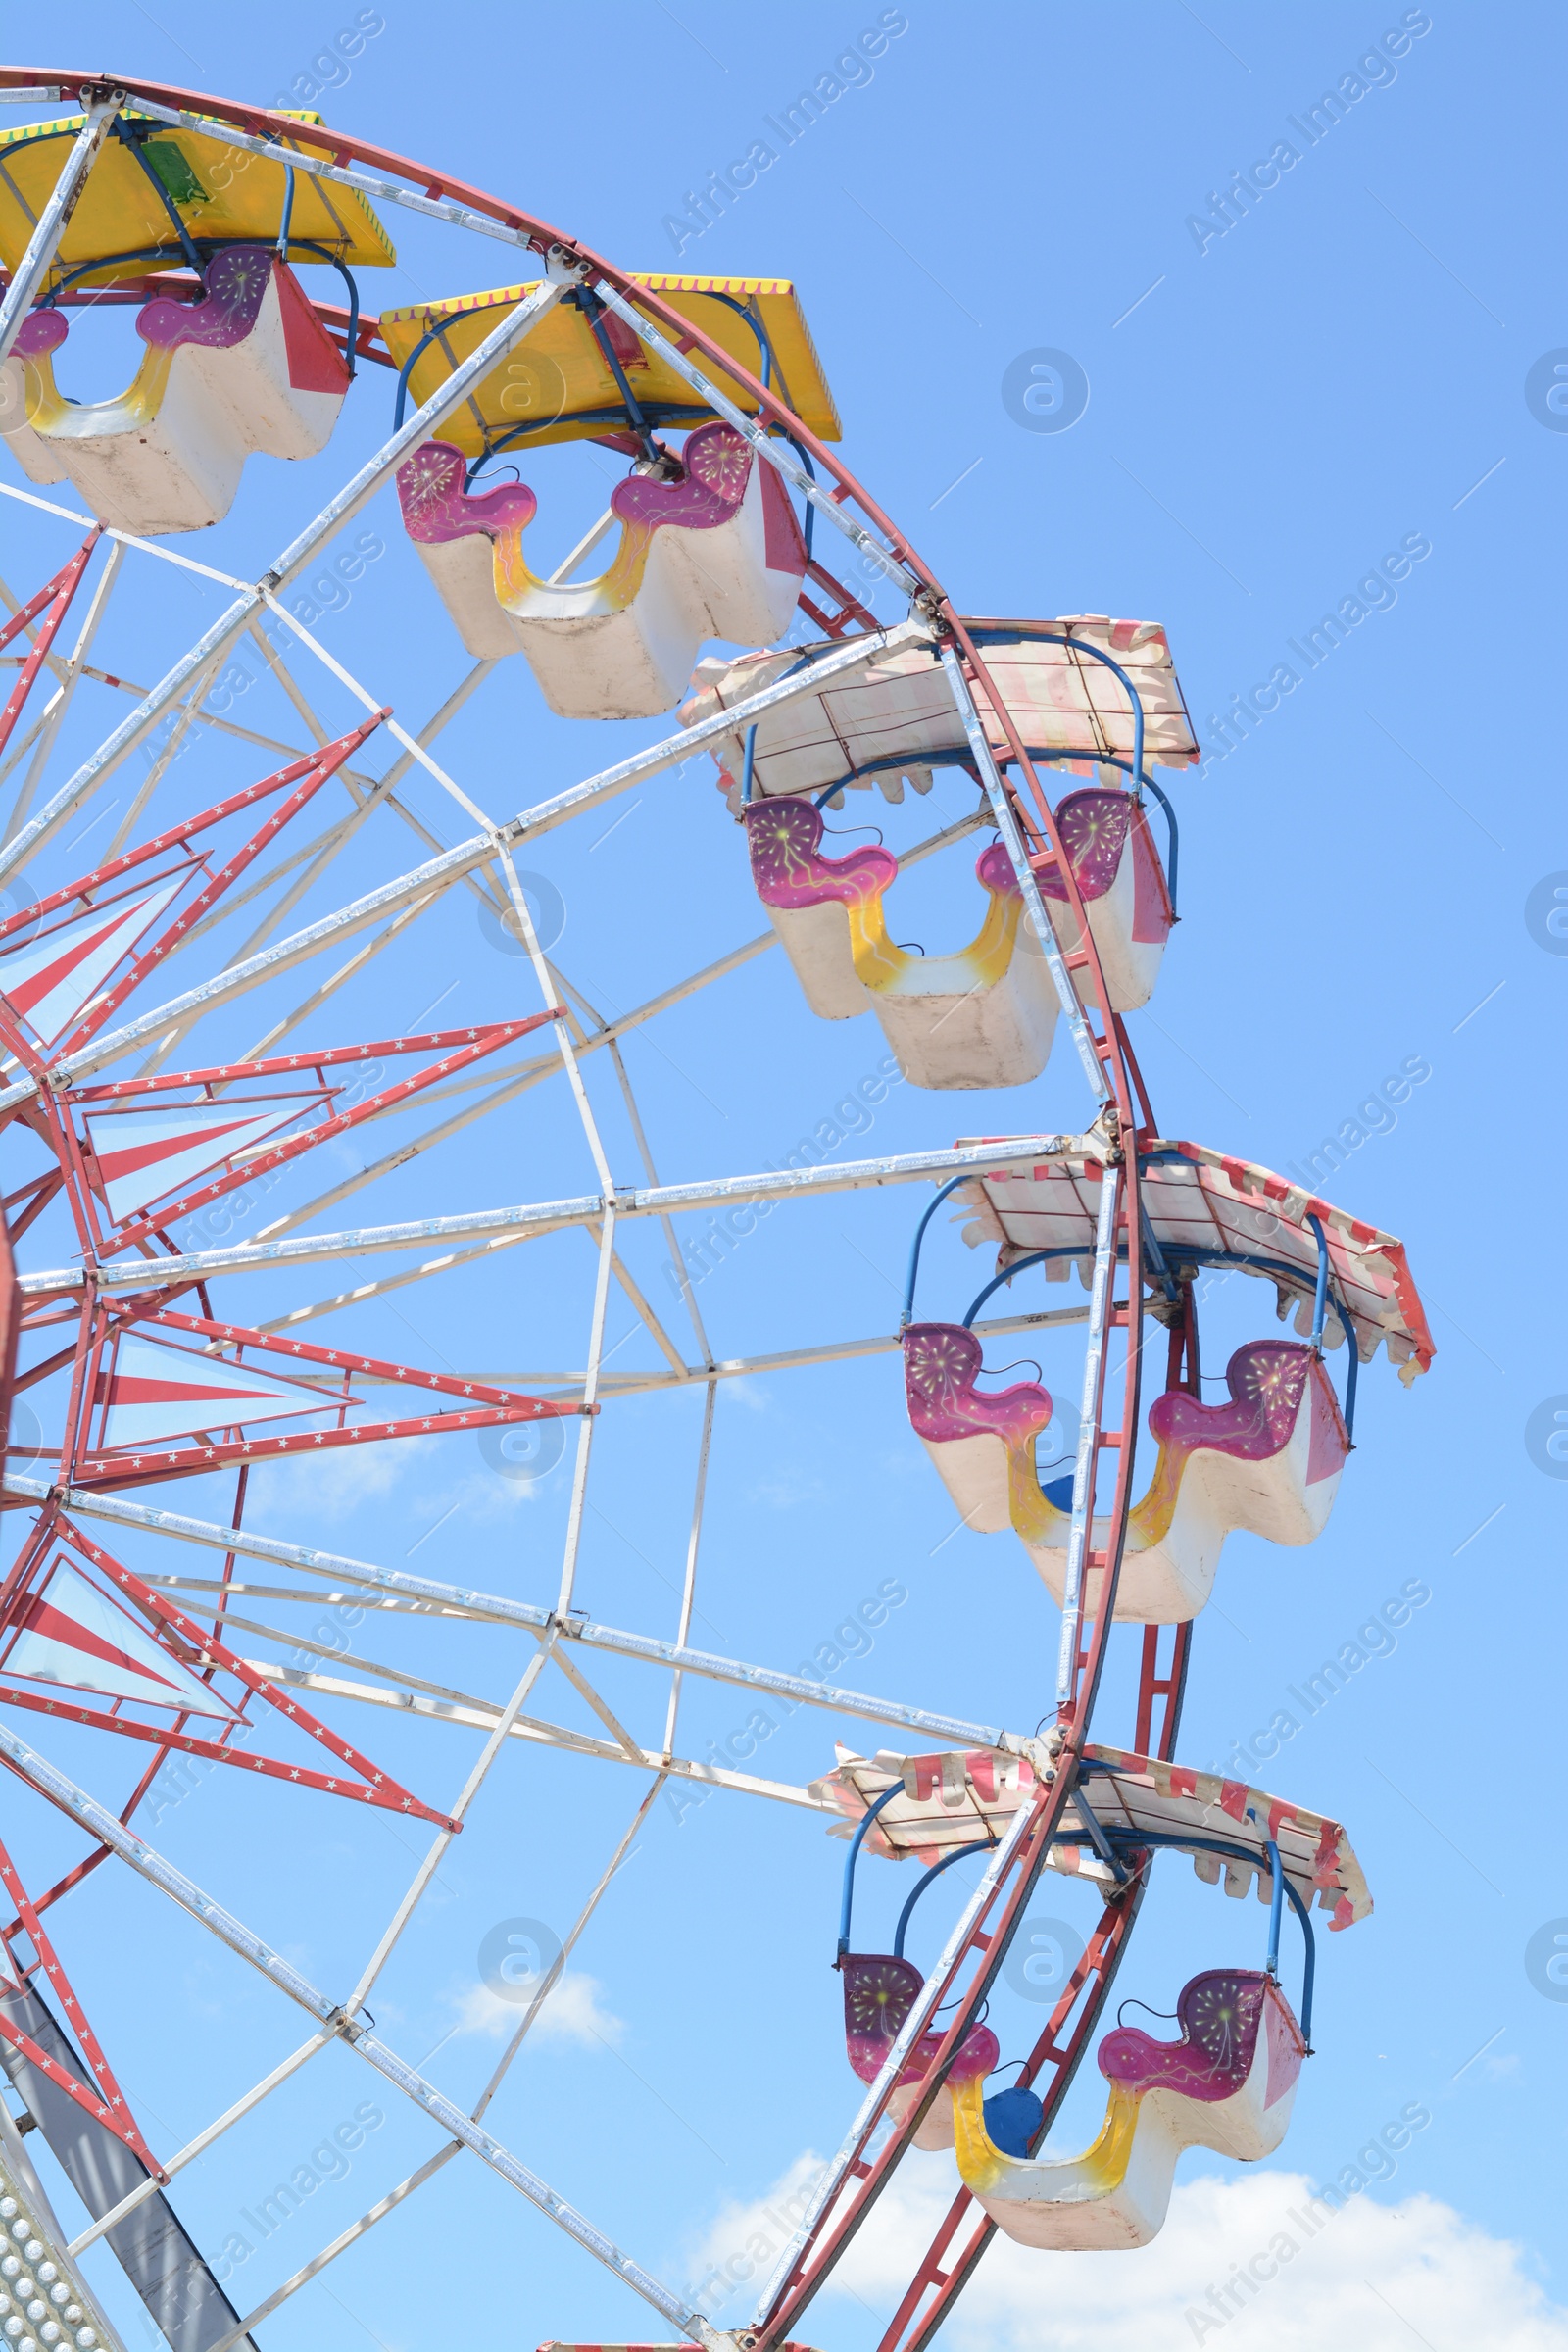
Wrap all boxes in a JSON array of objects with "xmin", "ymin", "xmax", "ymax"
[{"xmin": 0, "ymin": 7, "xmax": 1564, "ymax": 2352}]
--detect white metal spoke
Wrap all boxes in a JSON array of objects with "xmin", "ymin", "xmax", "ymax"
[
  {"xmin": 0, "ymin": 92, "xmax": 121, "ymax": 368},
  {"xmin": 337, "ymin": 1632, "xmax": 564, "ymax": 2020},
  {"xmin": 245, "ymin": 1661, "xmax": 834, "ymax": 1808},
  {"xmin": 556, "ymin": 1203, "xmax": 616, "ymax": 1616},
  {"xmin": 1057, "ymin": 1159, "xmax": 1121, "ymax": 1703},
  {"xmin": 0, "ymin": 275, "xmax": 566, "ymax": 883},
  {"xmin": 19, "ymin": 1133, "xmax": 1077, "ymax": 1295},
  {"xmin": 202, "ymin": 1780, "xmax": 661, "ymax": 2352},
  {"xmin": 1, "ymin": 540, "xmax": 124, "ymax": 843},
  {"xmin": 0, "ymin": 1719, "xmax": 728, "ymax": 2348},
  {"xmin": 66, "ymin": 2032, "xmax": 333, "ymax": 2255},
  {"xmin": 5, "ymin": 1477, "xmax": 1042, "ymax": 1753},
  {"xmin": 663, "ymin": 1377, "xmax": 716, "ymax": 1755}
]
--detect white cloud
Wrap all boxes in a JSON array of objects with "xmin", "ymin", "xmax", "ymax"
[
  {"xmin": 681, "ymin": 2150, "xmax": 831, "ymax": 2313},
  {"xmin": 247, "ymin": 1432, "xmax": 437, "ymax": 1523},
  {"xmin": 682, "ymin": 2153, "xmax": 1568, "ymax": 2349},
  {"xmin": 450, "ymin": 1971, "xmax": 623, "ymax": 2049}
]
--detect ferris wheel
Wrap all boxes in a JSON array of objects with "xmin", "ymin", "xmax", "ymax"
[{"xmin": 0, "ymin": 64, "xmax": 1437, "ymax": 2352}]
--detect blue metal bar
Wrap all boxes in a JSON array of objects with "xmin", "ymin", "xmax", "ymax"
[
  {"xmin": 788, "ymin": 434, "xmax": 817, "ymax": 562},
  {"xmin": 276, "ymin": 164, "xmax": 296, "ymax": 257},
  {"xmin": 903, "ymin": 1174, "xmax": 979, "ymax": 1328},
  {"xmin": 575, "ymin": 287, "xmax": 660, "ymax": 464},
  {"xmin": 1304, "ymin": 1211, "xmax": 1358, "ymax": 1443},
  {"xmin": 394, "ymin": 298, "xmax": 526, "ymax": 431},
  {"xmin": 394, "ymin": 316, "xmax": 464, "ymax": 429},
  {"xmin": 115, "ymin": 126, "xmax": 205, "ymax": 278},
  {"xmin": 466, "ymin": 403, "xmax": 714, "ymax": 484},
  {"xmin": 684, "ymin": 287, "xmax": 775, "ymax": 391},
  {"xmin": 1307, "ymin": 1212, "xmax": 1330, "ymax": 1349},
  {"xmin": 892, "ymin": 1838, "xmax": 996, "ymax": 1960},
  {"xmin": 1084, "ymin": 1826, "xmax": 1317, "ymax": 2046},
  {"xmin": 740, "ymin": 653, "xmax": 816, "ymax": 807},
  {"xmin": 838, "ymin": 1782, "xmax": 905, "ymax": 1960},
  {"xmin": 955, "ymin": 1233, "xmax": 1358, "ymax": 1331},
  {"xmin": 961, "ymin": 1250, "xmax": 1050, "ymax": 1328},
  {"xmin": 283, "ymin": 240, "xmax": 360, "ymax": 377},
  {"xmin": 1070, "ymin": 1782, "xmax": 1129, "ymax": 1884},
  {"xmin": 968, "ymin": 627, "xmax": 1146, "ymax": 840},
  {"xmin": 1265, "ymin": 1836, "xmax": 1285, "ymax": 1979},
  {"xmin": 799, "ymin": 739, "xmax": 1180, "ymax": 913},
  {"xmin": 958, "ymin": 1237, "xmax": 1339, "ymax": 1328},
  {"xmin": 1140, "ymin": 1200, "xmax": 1179, "ymax": 1305},
  {"xmin": 1137, "ymin": 771, "xmax": 1179, "ymax": 913}
]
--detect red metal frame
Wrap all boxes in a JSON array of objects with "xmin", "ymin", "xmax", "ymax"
[
  {"xmin": 796, "ymin": 560, "xmax": 878, "ymax": 641},
  {"xmin": 69, "ymin": 1010, "xmax": 561, "ymax": 1254},
  {"xmin": 59, "ymin": 1302, "xmax": 578, "ymax": 1489},
  {"xmin": 0, "ymin": 1822, "xmax": 164, "ymax": 2172},
  {"xmin": 0, "ymin": 529, "xmax": 100, "ymax": 760},
  {"xmin": 0, "ymin": 1512, "xmax": 461, "ymax": 1829}
]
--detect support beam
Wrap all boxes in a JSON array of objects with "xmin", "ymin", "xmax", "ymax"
[
  {"xmin": 0, "ymin": 616, "xmax": 932, "ymax": 1112},
  {"xmin": 3, "ymin": 1478, "xmax": 1041, "ymax": 1756},
  {"xmin": 0, "ymin": 93, "xmax": 121, "ymax": 368},
  {"xmin": 17, "ymin": 1132, "xmax": 1075, "ymax": 1295},
  {"xmin": 0, "ymin": 1718, "xmax": 732, "ymax": 2352},
  {"xmin": 0, "ymin": 272, "xmax": 569, "ymax": 887},
  {"xmin": 242, "ymin": 1658, "xmax": 832, "ymax": 1811}
]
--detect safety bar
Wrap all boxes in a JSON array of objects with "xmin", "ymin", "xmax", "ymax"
[
  {"xmin": 892, "ymin": 1838, "xmax": 997, "ymax": 1961},
  {"xmin": 836, "ymin": 1782, "xmax": 904, "ymax": 1961}
]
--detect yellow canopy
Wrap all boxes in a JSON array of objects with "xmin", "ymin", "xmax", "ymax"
[
  {"xmin": 0, "ymin": 108, "xmax": 395, "ymax": 288},
  {"xmin": 378, "ymin": 274, "xmax": 841, "ymax": 455}
]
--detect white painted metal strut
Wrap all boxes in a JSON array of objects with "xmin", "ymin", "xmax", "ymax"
[
  {"xmin": 589, "ymin": 279, "xmax": 922, "ymax": 600},
  {"xmin": 0, "ymin": 1718, "xmax": 731, "ymax": 2352},
  {"xmin": 2, "ymin": 1478, "xmax": 1039, "ymax": 1755},
  {"xmin": 241, "ymin": 1658, "xmax": 831, "ymax": 1811},
  {"xmin": 17, "ymin": 1131, "xmax": 1072, "ymax": 1291},
  {"xmin": 205, "ymin": 1780, "xmax": 662, "ymax": 2352},
  {"xmin": 0, "ymin": 271, "xmax": 567, "ymax": 885},
  {"xmin": 938, "ymin": 644, "xmax": 1109, "ymax": 1102},
  {"xmin": 0, "ymin": 92, "xmax": 121, "ymax": 369},
  {"xmin": 1056, "ymin": 1157, "xmax": 1122, "ymax": 1705},
  {"xmin": 0, "ymin": 615, "xmax": 930, "ymax": 1116},
  {"xmin": 68, "ymin": 2032, "xmax": 333, "ymax": 2254}
]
